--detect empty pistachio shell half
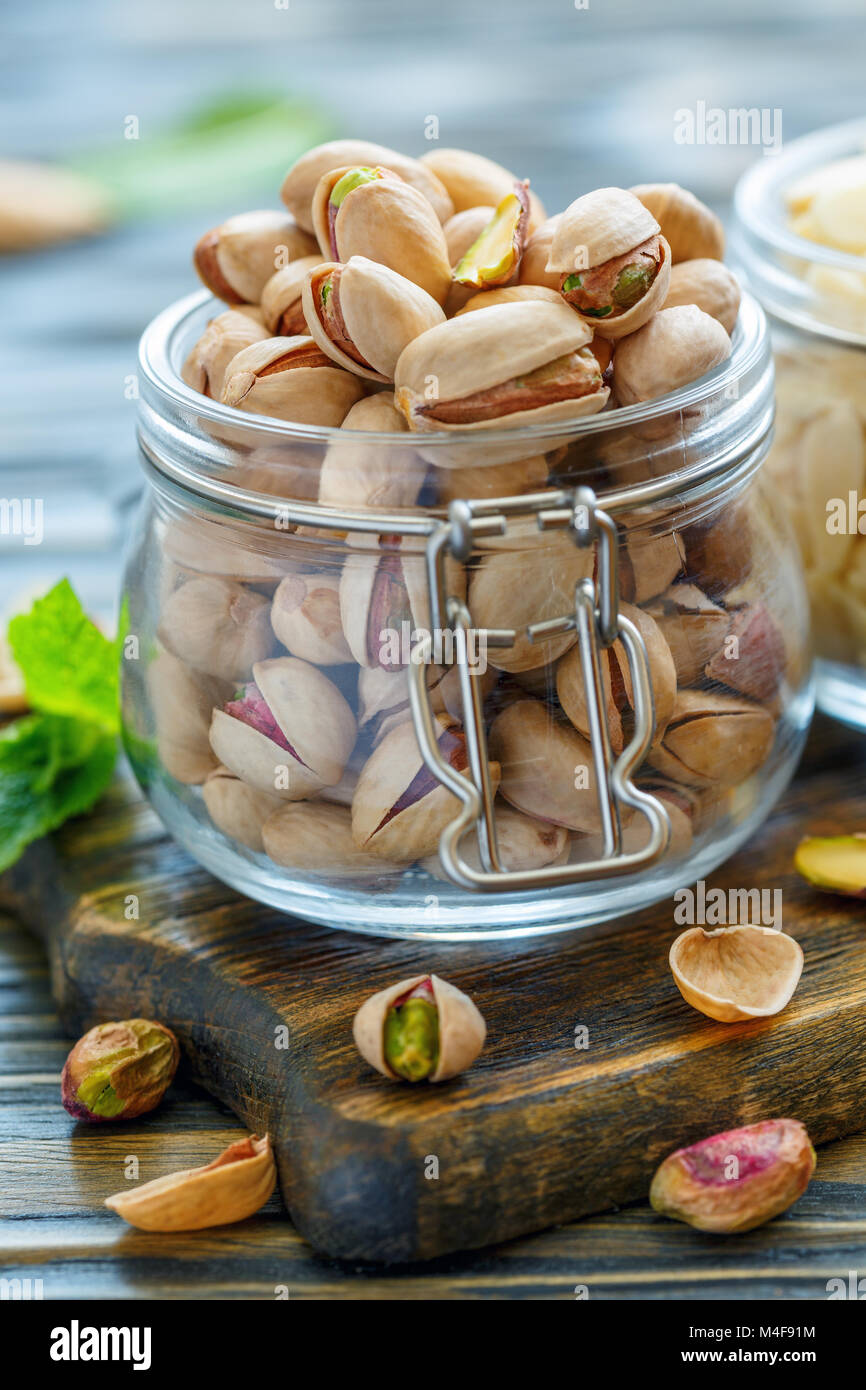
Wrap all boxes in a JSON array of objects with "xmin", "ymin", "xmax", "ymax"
[
  {"xmin": 556, "ymin": 602, "xmax": 676, "ymax": 753},
  {"xmin": 260, "ymin": 255, "xmax": 325, "ymax": 334},
  {"xmin": 645, "ymin": 583, "xmax": 731, "ymax": 685},
  {"xmin": 311, "ymin": 165, "xmax": 452, "ymax": 305},
  {"xmin": 318, "ymin": 393, "xmax": 425, "ymax": 510},
  {"xmin": 221, "ymin": 335, "xmax": 365, "ymax": 426},
  {"xmin": 613, "ymin": 305, "xmax": 731, "ymax": 405},
  {"xmin": 663, "ymin": 258, "xmax": 741, "ymax": 334},
  {"xmin": 468, "ymin": 530, "xmax": 592, "ymax": 672},
  {"xmin": 649, "ymin": 689, "xmax": 774, "ymax": 789},
  {"xmin": 148, "ymin": 648, "xmax": 230, "ymax": 785},
  {"xmin": 518, "ymin": 214, "xmax": 562, "ymax": 290},
  {"xmin": 106, "ymin": 1134, "xmax": 276, "ymax": 1232},
  {"xmin": 209, "ymin": 656, "xmax": 356, "ymax": 799},
  {"xmin": 670, "ymin": 925, "xmax": 804, "ymax": 1023},
  {"xmin": 489, "ymin": 698, "xmax": 618, "ymax": 834},
  {"xmin": 271, "ymin": 571, "xmax": 352, "ymax": 665},
  {"xmin": 302, "ymin": 255, "xmax": 445, "ymax": 383},
  {"xmin": 181, "ymin": 308, "xmax": 269, "ymax": 399},
  {"xmin": 630, "ymin": 182, "xmax": 725, "ymax": 263},
  {"xmin": 281, "ymin": 139, "xmax": 454, "ymax": 232},
  {"xmin": 419, "ymin": 147, "xmax": 546, "ymax": 229},
  {"xmin": 203, "ymin": 765, "xmax": 283, "ymax": 852},
  {"xmin": 453, "ymin": 180, "xmax": 531, "ymax": 288},
  {"xmin": 159, "ymin": 576, "xmax": 274, "ymax": 682},
  {"xmin": 194, "ymin": 210, "xmax": 318, "ymax": 305},
  {"xmin": 421, "ymin": 803, "xmax": 569, "ymax": 881},
  {"xmin": 353, "ymin": 973, "xmax": 486, "ymax": 1082},
  {"xmin": 794, "ymin": 833, "xmax": 866, "ymax": 896}
]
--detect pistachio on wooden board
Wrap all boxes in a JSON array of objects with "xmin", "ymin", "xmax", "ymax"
[
  {"xmin": 62, "ymin": 1020, "xmax": 179, "ymax": 1123},
  {"xmin": 794, "ymin": 833, "xmax": 866, "ymax": 896},
  {"xmin": 105, "ymin": 1134, "xmax": 276, "ymax": 1232},
  {"xmin": 353, "ymin": 973, "xmax": 486, "ymax": 1082}
]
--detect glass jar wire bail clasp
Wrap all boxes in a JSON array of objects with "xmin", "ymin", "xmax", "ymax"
[{"xmin": 407, "ymin": 485, "xmax": 672, "ymax": 892}]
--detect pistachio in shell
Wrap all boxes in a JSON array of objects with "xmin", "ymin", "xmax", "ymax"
[
  {"xmin": 645, "ymin": 583, "xmax": 731, "ymax": 685},
  {"xmin": 630, "ymin": 182, "xmax": 725, "ymax": 263},
  {"xmin": 663, "ymin": 258, "xmax": 741, "ymax": 335},
  {"xmin": 353, "ymin": 973, "xmax": 486, "ymax": 1082},
  {"xmin": 161, "ymin": 515, "xmax": 286, "ymax": 585},
  {"xmin": 444, "ymin": 205, "xmax": 496, "ymax": 266},
  {"xmin": 620, "ymin": 530, "xmax": 686, "ymax": 604},
  {"xmin": 260, "ymin": 255, "xmax": 325, "ymax": 335},
  {"xmin": 421, "ymin": 803, "xmax": 569, "ymax": 881},
  {"xmin": 648, "ymin": 689, "xmax": 774, "ymax": 789},
  {"xmin": 221, "ymin": 335, "xmax": 365, "ymax": 426},
  {"xmin": 148, "ymin": 648, "xmax": 230, "ymax": 785},
  {"xmin": 311, "ymin": 165, "xmax": 452, "ymax": 306},
  {"xmin": 454, "ymin": 284, "xmax": 563, "ymax": 317},
  {"xmin": 794, "ymin": 833, "xmax": 866, "ymax": 897},
  {"xmin": 302, "ymin": 255, "xmax": 445, "ymax": 383},
  {"xmin": 573, "ymin": 780, "xmax": 694, "ymax": 862},
  {"xmin": 650, "ymin": 1119, "xmax": 816, "ymax": 1234},
  {"xmin": 613, "ymin": 305, "xmax": 731, "ymax": 406},
  {"xmin": 271, "ymin": 571, "xmax": 352, "ymax": 665},
  {"xmin": 262, "ymin": 799, "xmax": 401, "ymax": 878},
  {"xmin": 209, "ymin": 656, "xmax": 356, "ymax": 799},
  {"xmin": 669, "ymin": 924, "xmax": 804, "ymax": 1023},
  {"xmin": 419, "ymin": 147, "xmax": 546, "ymax": 229},
  {"xmin": 203, "ymin": 765, "xmax": 283, "ymax": 852},
  {"xmin": 703, "ymin": 601, "xmax": 786, "ymax": 701},
  {"xmin": 281, "ymin": 139, "xmax": 454, "ymax": 232},
  {"xmin": 430, "ymin": 451, "xmax": 549, "ymax": 503},
  {"xmin": 62, "ymin": 1019, "xmax": 179, "ymax": 1123},
  {"xmin": 159, "ymin": 576, "xmax": 275, "ymax": 683},
  {"xmin": 181, "ymin": 308, "xmax": 268, "ymax": 400},
  {"xmin": 556, "ymin": 602, "xmax": 676, "ymax": 753},
  {"xmin": 193, "ymin": 210, "xmax": 318, "ymax": 306},
  {"xmin": 339, "ymin": 533, "xmax": 465, "ymax": 670},
  {"xmin": 489, "ymin": 698, "xmax": 619, "ymax": 834},
  {"xmin": 518, "ymin": 214, "xmax": 562, "ymax": 290},
  {"xmin": 318, "ymin": 393, "xmax": 426, "ymax": 510},
  {"xmin": 453, "ymin": 180, "xmax": 531, "ymax": 289}
]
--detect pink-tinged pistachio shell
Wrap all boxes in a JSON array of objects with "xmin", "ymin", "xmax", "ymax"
[
  {"xmin": 281, "ymin": 140, "xmax": 454, "ymax": 231},
  {"xmin": 419, "ymin": 148, "xmax": 546, "ymax": 229},
  {"xmin": 148, "ymin": 648, "xmax": 230, "ymax": 785},
  {"xmin": 62, "ymin": 1019, "xmax": 180, "ymax": 1123},
  {"xmin": 547, "ymin": 186, "xmax": 660, "ymax": 272},
  {"xmin": 669, "ymin": 925, "xmax": 804, "ymax": 1023},
  {"xmin": 221, "ymin": 335, "xmax": 365, "ymax": 426},
  {"xmin": 209, "ymin": 656, "xmax": 356, "ymax": 799},
  {"xmin": 311, "ymin": 167, "xmax": 452, "ymax": 305},
  {"xmin": 703, "ymin": 602, "xmax": 786, "ymax": 701},
  {"xmin": 302, "ymin": 256, "xmax": 445, "ymax": 383},
  {"xmin": 353, "ymin": 973, "xmax": 486, "ymax": 1082},
  {"xmin": 621, "ymin": 530, "xmax": 686, "ymax": 604},
  {"xmin": 202, "ymin": 765, "xmax": 283, "ymax": 852},
  {"xmin": 260, "ymin": 255, "xmax": 325, "ymax": 334},
  {"xmin": 556, "ymin": 602, "xmax": 676, "ymax": 753},
  {"xmin": 630, "ymin": 183, "xmax": 725, "ymax": 263},
  {"xmin": 421, "ymin": 803, "xmax": 569, "ymax": 880},
  {"xmin": 794, "ymin": 834, "xmax": 866, "ymax": 897},
  {"xmin": 262, "ymin": 800, "xmax": 400, "ymax": 878},
  {"xmin": 468, "ymin": 530, "xmax": 592, "ymax": 672},
  {"xmin": 159, "ymin": 576, "xmax": 275, "ymax": 682},
  {"xmin": 106, "ymin": 1134, "xmax": 276, "ymax": 1232},
  {"xmin": 645, "ymin": 583, "xmax": 730, "ymax": 685},
  {"xmin": 318, "ymin": 393, "xmax": 426, "ymax": 509},
  {"xmin": 454, "ymin": 284, "xmax": 563, "ymax": 316},
  {"xmin": 271, "ymin": 572, "xmax": 352, "ymax": 665},
  {"xmin": 649, "ymin": 689, "xmax": 775, "ymax": 789},
  {"xmin": 181, "ymin": 309, "xmax": 268, "ymax": 399},
  {"xmin": 650, "ymin": 1120, "xmax": 815, "ymax": 1234},
  {"xmin": 663, "ymin": 258, "xmax": 741, "ymax": 334},
  {"xmin": 613, "ymin": 305, "xmax": 731, "ymax": 405},
  {"xmin": 518, "ymin": 214, "xmax": 562, "ymax": 289},
  {"xmin": 351, "ymin": 715, "xmax": 498, "ymax": 862},
  {"xmin": 339, "ymin": 534, "xmax": 465, "ymax": 670},
  {"xmin": 193, "ymin": 210, "xmax": 318, "ymax": 305}
]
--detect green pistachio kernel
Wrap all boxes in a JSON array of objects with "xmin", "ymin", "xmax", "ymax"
[
  {"xmin": 562, "ymin": 272, "xmax": 583, "ymax": 293},
  {"xmin": 76, "ymin": 1070, "xmax": 126, "ymax": 1118},
  {"xmin": 320, "ymin": 279, "xmax": 332, "ymax": 306},
  {"xmin": 384, "ymin": 998, "xmax": 440, "ymax": 1082},
  {"xmin": 330, "ymin": 167, "xmax": 381, "ymax": 208},
  {"xmin": 612, "ymin": 262, "xmax": 653, "ymax": 309}
]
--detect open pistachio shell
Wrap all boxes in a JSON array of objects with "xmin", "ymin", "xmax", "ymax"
[
  {"xmin": 419, "ymin": 148, "xmax": 546, "ymax": 229},
  {"xmin": 148, "ymin": 649, "xmax": 230, "ymax": 785},
  {"xmin": 468, "ymin": 530, "xmax": 592, "ymax": 672},
  {"xmin": 209, "ymin": 656, "xmax": 356, "ymax": 799},
  {"xmin": 353, "ymin": 973, "xmax": 486, "ymax": 1082},
  {"xmin": 318, "ymin": 393, "xmax": 426, "ymax": 509},
  {"xmin": 159, "ymin": 576, "xmax": 275, "ymax": 682},
  {"xmin": 669, "ymin": 925, "xmax": 804, "ymax": 1023},
  {"xmin": 105, "ymin": 1134, "xmax": 276, "ymax": 1232},
  {"xmin": 613, "ymin": 305, "xmax": 731, "ymax": 405},
  {"xmin": 302, "ymin": 256, "xmax": 445, "ymax": 383},
  {"xmin": 454, "ymin": 284, "xmax": 563, "ymax": 316},
  {"xmin": 794, "ymin": 834, "xmax": 866, "ymax": 897},
  {"xmin": 221, "ymin": 335, "xmax": 365, "ymax": 425},
  {"xmin": 181, "ymin": 309, "xmax": 268, "ymax": 399},
  {"xmin": 663, "ymin": 258, "xmax": 741, "ymax": 335},
  {"xmin": 518, "ymin": 214, "xmax": 562, "ymax": 290},
  {"xmin": 311, "ymin": 166, "xmax": 452, "ymax": 305},
  {"xmin": 271, "ymin": 571, "xmax": 352, "ymax": 665},
  {"xmin": 649, "ymin": 689, "xmax": 775, "ymax": 789},
  {"xmin": 421, "ymin": 803, "xmax": 569, "ymax": 881},
  {"xmin": 262, "ymin": 800, "xmax": 400, "ymax": 878},
  {"xmin": 548, "ymin": 186, "xmax": 660, "ymax": 272},
  {"xmin": 194, "ymin": 210, "xmax": 317, "ymax": 305},
  {"xmin": 203, "ymin": 765, "xmax": 283, "ymax": 851},
  {"xmin": 281, "ymin": 139, "xmax": 454, "ymax": 232},
  {"xmin": 260, "ymin": 256, "xmax": 325, "ymax": 335},
  {"xmin": 453, "ymin": 181, "xmax": 531, "ymax": 288},
  {"xmin": 161, "ymin": 516, "xmax": 286, "ymax": 584},
  {"xmin": 645, "ymin": 583, "xmax": 731, "ymax": 686},
  {"xmin": 630, "ymin": 182, "xmax": 725, "ymax": 263}
]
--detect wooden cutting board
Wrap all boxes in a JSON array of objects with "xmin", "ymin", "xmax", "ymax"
[{"xmin": 3, "ymin": 714, "xmax": 866, "ymax": 1264}]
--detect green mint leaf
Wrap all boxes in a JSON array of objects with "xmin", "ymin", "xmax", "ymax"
[{"xmin": 8, "ymin": 579, "xmax": 120, "ymax": 734}]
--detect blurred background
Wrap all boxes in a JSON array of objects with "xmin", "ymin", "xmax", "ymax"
[{"xmin": 0, "ymin": 0, "xmax": 863, "ymax": 625}]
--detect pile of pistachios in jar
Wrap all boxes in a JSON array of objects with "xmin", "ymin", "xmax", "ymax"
[{"xmin": 152, "ymin": 138, "xmax": 797, "ymax": 884}]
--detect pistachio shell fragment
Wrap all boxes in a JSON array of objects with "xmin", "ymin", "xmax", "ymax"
[
  {"xmin": 353, "ymin": 973, "xmax": 486, "ymax": 1082},
  {"xmin": 148, "ymin": 648, "xmax": 230, "ymax": 785},
  {"xmin": 650, "ymin": 1119, "xmax": 816, "ymax": 1234},
  {"xmin": 670, "ymin": 925, "xmax": 804, "ymax": 1022},
  {"xmin": 630, "ymin": 182, "xmax": 725, "ymax": 263},
  {"xmin": 203, "ymin": 765, "xmax": 283, "ymax": 852},
  {"xmin": 453, "ymin": 181, "xmax": 531, "ymax": 288},
  {"xmin": 794, "ymin": 833, "xmax": 866, "ymax": 897},
  {"xmin": 221, "ymin": 335, "xmax": 365, "ymax": 426},
  {"xmin": 106, "ymin": 1134, "xmax": 276, "ymax": 1232},
  {"xmin": 281, "ymin": 139, "xmax": 454, "ymax": 232},
  {"xmin": 194, "ymin": 210, "xmax": 317, "ymax": 305}
]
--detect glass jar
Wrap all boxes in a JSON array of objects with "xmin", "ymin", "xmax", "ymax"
[
  {"xmin": 733, "ymin": 119, "xmax": 866, "ymax": 728},
  {"xmin": 122, "ymin": 287, "xmax": 813, "ymax": 940}
]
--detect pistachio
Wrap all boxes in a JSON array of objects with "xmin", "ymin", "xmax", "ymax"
[
  {"xmin": 62, "ymin": 1019, "xmax": 179, "ymax": 1123},
  {"xmin": 0, "ymin": 157, "xmax": 109, "ymax": 251},
  {"xmin": 262, "ymin": 799, "xmax": 400, "ymax": 877},
  {"xmin": 489, "ymin": 698, "xmax": 618, "ymax": 833},
  {"xmin": 518, "ymin": 214, "xmax": 562, "ymax": 290},
  {"xmin": 663, "ymin": 258, "xmax": 741, "ymax": 334},
  {"xmin": 704, "ymin": 601, "xmax": 786, "ymax": 701},
  {"xmin": 162, "ymin": 515, "xmax": 287, "ymax": 584},
  {"xmin": 794, "ymin": 833, "xmax": 866, "ymax": 897},
  {"xmin": 260, "ymin": 255, "xmax": 325, "ymax": 334},
  {"xmin": 339, "ymin": 533, "xmax": 465, "ymax": 670},
  {"xmin": 159, "ymin": 576, "xmax": 274, "ymax": 682},
  {"xmin": 302, "ymin": 256, "xmax": 445, "ymax": 383},
  {"xmin": 271, "ymin": 571, "xmax": 351, "ymax": 665},
  {"xmin": 351, "ymin": 714, "xmax": 498, "ymax": 862},
  {"xmin": 353, "ymin": 973, "xmax": 486, "ymax": 1082},
  {"xmin": 650, "ymin": 1120, "xmax": 816, "ymax": 1234},
  {"xmin": 395, "ymin": 299, "xmax": 608, "ymax": 434},
  {"xmin": 220, "ymin": 335, "xmax": 365, "ymax": 425},
  {"xmin": 669, "ymin": 924, "xmax": 804, "ymax": 1023},
  {"xmin": 453, "ymin": 180, "xmax": 531, "ymax": 288},
  {"xmin": 318, "ymin": 393, "xmax": 426, "ymax": 510},
  {"xmin": 181, "ymin": 308, "xmax": 268, "ymax": 399},
  {"xmin": 419, "ymin": 148, "xmax": 546, "ymax": 229},
  {"xmin": 547, "ymin": 187, "xmax": 672, "ymax": 338},
  {"xmin": 468, "ymin": 530, "xmax": 592, "ymax": 672},
  {"xmin": 613, "ymin": 305, "xmax": 731, "ymax": 405},
  {"xmin": 106, "ymin": 1133, "xmax": 276, "ymax": 1232},
  {"xmin": 148, "ymin": 648, "xmax": 230, "ymax": 785},
  {"xmin": 194, "ymin": 210, "xmax": 318, "ymax": 305},
  {"xmin": 281, "ymin": 139, "xmax": 454, "ymax": 232},
  {"xmin": 209, "ymin": 656, "xmax": 356, "ymax": 799},
  {"xmin": 443, "ymin": 206, "xmax": 496, "ymax": 265},
  {"xmin": 682, "ymin": 504, "xmax": 754, "ymax": 598},
  {"xmin": 454, "ymin": 284, "xmax": 563, "ymax": 317},
  {"xmin": 431, "ymin": 451, "xmax": 549, "ymax": 502},
  {"xmin": 573, "ymin": 780, "xmax": 694, "ymax": 861},
  {"xmin": 311, "ymin": 166, "xmax": 452, "ymax": 305},
  {"xmin": 645, "ymin": 583, "xmax": 730, "ymax": 685},
  {"xmin": 620, "ymin": 530, "xmax": 686, "ymax": 604},
  {"xmin": 630, "ymin": 182, "xmax": 725, "ymax": 263},
  {"xmin": 648, "ymin": 689, "xmax": 774, "ymax": 789},
  {"xmin": 202, "ymin": 765, "xmax": 283, "ymax": 852},
  {"xmin": 556, "ymin": 602, "xmax": 676, "ymax": 753},
  {"xmin": 421, "ymin": 803, "xmax": 569, "ymax": 880}
]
